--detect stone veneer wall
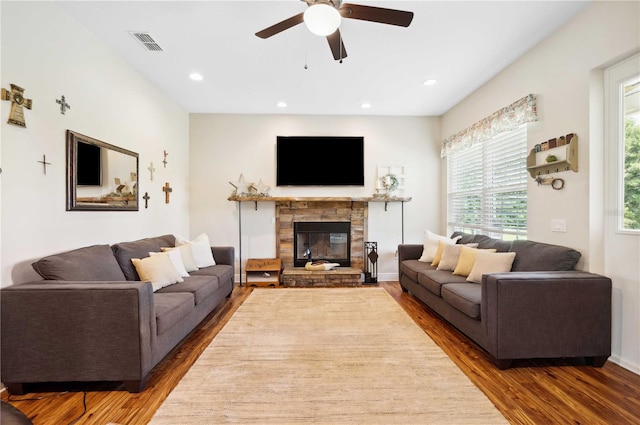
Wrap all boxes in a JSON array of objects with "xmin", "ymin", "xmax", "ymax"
[{"xmin": 276, "ymin": 201, "xmax": 367, "ymax": 271}]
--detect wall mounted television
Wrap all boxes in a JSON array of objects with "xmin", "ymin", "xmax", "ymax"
[{"xmin": 276, "ymin": 136, "xmax": 364, "ymax": 186}]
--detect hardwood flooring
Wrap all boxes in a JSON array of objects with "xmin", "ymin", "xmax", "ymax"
[{"xmin": 2, "ymin": 282, "xmax": 639, "ymax": 424}]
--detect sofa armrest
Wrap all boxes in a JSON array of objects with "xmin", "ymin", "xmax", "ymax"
[
  {"xmin": 398, "ymin": 244, "xmax": 423, "ymax": 262},
  {"xmin": 1, "ymin": 281, "xmax": 156, "ymax": 386},
  {"xmin": 481, "ymin": 271, "xmax": 611, "ymax": 363},
  {"xmin": 211, "ymin": 246, "xmax": 234, "ymax": 266}
]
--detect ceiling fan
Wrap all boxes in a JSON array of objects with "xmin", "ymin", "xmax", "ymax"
[{"xmin": 255, "ymin": 0, "xmax": 414, "ymax": 61}]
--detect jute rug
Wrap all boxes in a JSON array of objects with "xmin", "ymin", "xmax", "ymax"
[{"xmin": 149, "ymin": 288, "xmax": 507, "ymax": 424}]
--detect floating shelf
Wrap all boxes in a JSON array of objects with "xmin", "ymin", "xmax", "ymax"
[{"xmin": 526, "ymin": 136, "xmax": 578, "ymax": 179}]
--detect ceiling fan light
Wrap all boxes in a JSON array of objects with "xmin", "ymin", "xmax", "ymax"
[{"xmin": 303, "ymin": 4, "xmax": 341, "ymax": 36}]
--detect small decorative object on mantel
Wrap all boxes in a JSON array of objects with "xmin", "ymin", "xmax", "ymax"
[
  {"xmin": 1, "ymin": 84, "xmax": 32, "ymax": 128},
  {"xmin": 250, "ymin": 179, "xmax": 270, "ymax": 196},
  {"xmin": 229, "ymin": 173, "xmax": 253, "ymax": 197},
  {"xmin": 163, "ymin": 150, "xmax": 169, "ymax": 168},
  {"xmin": 381, "ymin": 174, "xmax": 399, "ymax": 196},
  {"xmin": 148, "ymin": 162, "xmax": 156, "ymax": 181},
  {"xmin": 56, "ymin": 95, "xmax": 70, "ymax": 115},
  {"xmin": 163, "ymin": 182, "xmax": 173, "ymax": 203},
  {"xmin": 143, "ymin": 192, "xmax": 150, "ymax": 208},
  {"xmin": 37, "ymin": 154, "xmax": 52, "ymax": 175}
]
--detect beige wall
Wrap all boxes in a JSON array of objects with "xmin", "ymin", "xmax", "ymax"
[
  {"xmin": 440, "ymin": 1, "xmax": 640, "ymax": 373},
  {"xmin": 189, "ymin": 114, "xmax": 441, "ymax": 280},
  {"xmin": 0, "ymin": 1, "xmax": 190, "ymax": 286}
]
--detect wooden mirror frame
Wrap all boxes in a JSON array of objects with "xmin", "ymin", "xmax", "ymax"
[{"xmin": 66, "ymin": 130, "xmax": 139, "ymax": 211}]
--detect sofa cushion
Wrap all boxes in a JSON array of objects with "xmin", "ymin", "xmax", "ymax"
[
  {"xmin": 32, "ymin": 244, "xmax": 126, "ymax": 281},
  {"xmin": 441, "ymin": 283, "xmax": 482, "ymax": 319},
  {"xmin": 418, "ymin": 270, "xmax": 468, "ymax": 296},
  {"xmin": 162, "ymin": 245, "xmax": 198, "ymax": 272},
  {"xmin": 156, "ymin": 275, "xmax": 219, "ymax": 305},
  {"xmin": 153, "ymin": 292, "xmax": 195, "ymax": 335},
  {"xmin": 149, "ymin": 234, "xmax": 176, "ymax": 248},
  {"xmin": 437, "ymin": 243, "xmax": 479, "ymax": 271},
  {"xmin": 470, "ymin": 235, "xmax": 512, "ymax": 252},
  {"xmin": 190, "ymin": 264, "xmax": 234, "ymax": 286},
  {"xmin": 453, "ymin": 247, "xmax": 497, "ymax": 277},
  {"xmin": 112, "ymin": 238, "xmax": 163, "ymax": 281},
  {"xmin": 509, "ymin": 240, "xmax": 581, "ymax": 271},
  {"xmin": 451, "ymin": 231, "xmax": 476, "ymax": 245},
  {"xmin": 400, "ymin": 259, "xmax": 435, "ymax": 282}
]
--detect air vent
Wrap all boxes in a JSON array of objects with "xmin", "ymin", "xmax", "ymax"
[{"xmin": 129, "ymin": 32, "xmax": 164, "ymax": 52}]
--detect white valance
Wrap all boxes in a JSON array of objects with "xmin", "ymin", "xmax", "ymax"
[{"xmin": 441, "ymin": 94, "xmax": 538, "ymax": 158}]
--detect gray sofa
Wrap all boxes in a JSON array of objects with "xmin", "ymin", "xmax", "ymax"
[
  {"xmin": 1, "ymin": 234, "xmax": 234, "ymax": 394},
  {"xmin": 398, "ymin": 232, "xmax": 611, "ymax": 369}
]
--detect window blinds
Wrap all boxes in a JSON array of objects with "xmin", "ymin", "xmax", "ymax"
[{"xmin": 447, "ymin": 124, "xmax": 528, "ymax": 239}]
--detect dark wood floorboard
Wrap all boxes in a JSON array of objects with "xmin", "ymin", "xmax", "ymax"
[{"xmin": 2, "ymin": 282, "xmax": 639, "ymax": 424}]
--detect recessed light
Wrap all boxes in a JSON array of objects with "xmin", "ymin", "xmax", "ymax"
[
  {"xmin": 189, "ymin": 72, "xmax": 203, "ymax": 81},
  {"xmin": 277, "ymin": 101, "xmax": 287, "ymax": 108},
  {"xmin": 361, "ymin": 102, "xmax": 372, "ymax": 109},
  {"xmin": 423, "ymin": 79, "xmax": 437, "ymax": 86}
]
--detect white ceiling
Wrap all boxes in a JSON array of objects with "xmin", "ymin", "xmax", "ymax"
[{"xmin": 57, "ymin": 0, "xmax": 590, "ymax": 116}]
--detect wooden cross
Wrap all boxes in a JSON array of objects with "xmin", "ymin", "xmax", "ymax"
[
  {"xmin": 148, "ymin": 162, "xmax": 156, "ymax": 180},
  {"xmin": 143, "ymin": 192, "xmax": 150, "ymax": 209},
  {"xmin": 162, "ymin": 182, "xmax": 172, "ymax": 204},
  {"xmin": 1, "ymin": 84, "xmax": 32, "ymax": 128},
  {"xmin": 163, "ymin": 150, "xmax": 169, "ymax": 168},
  {"xmin": 37, "ymin": 154, "xmax": 52, "ymax": 175},
  {"xmin": 56, "ymin": 95, "xmax": 70, "ymax": 114}
]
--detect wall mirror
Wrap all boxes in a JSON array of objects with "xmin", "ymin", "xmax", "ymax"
[{"xmin": 66, "ymin": 130, "xmax": 139, "ymax": 211}]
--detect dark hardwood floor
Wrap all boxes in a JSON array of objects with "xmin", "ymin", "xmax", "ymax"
[{"xmin": 2, "ymin": 282, "xmax": 639, "ymax": 424}]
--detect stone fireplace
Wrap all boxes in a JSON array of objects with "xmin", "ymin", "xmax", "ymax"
[{"xmin": 276, "ymin": 200, "xmax": 367, "ymax": 271}]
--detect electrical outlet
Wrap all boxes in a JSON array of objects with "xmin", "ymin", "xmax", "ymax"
[{"xmin": 551, "ymin": 219, "xmax": 567, "ymax": 232}]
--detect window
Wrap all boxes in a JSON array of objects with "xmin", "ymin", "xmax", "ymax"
[
  {"xmin": 447, "ymin": 125, "xmax": 528, "ymax": 240},
  {"xmin": 622, "ymin": 77, "xmax": 640, "ymax": 231}
]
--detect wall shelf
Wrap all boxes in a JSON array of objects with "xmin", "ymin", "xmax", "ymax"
[{"xmin": 526, "ymin": 136, "xmax": 578, "ymax": 179}]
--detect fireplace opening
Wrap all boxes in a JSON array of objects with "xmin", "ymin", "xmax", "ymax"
[{"xmin": 293, "ymin": 222, "xmax": 351, "ymax": 267}]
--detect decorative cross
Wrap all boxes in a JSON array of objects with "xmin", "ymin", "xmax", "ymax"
[
  {"xmin": 162, "ymin": 182, "xmax": 173, "ymax": 204},
  {"xmin": 1, "ymin": 84, "xmax": 32, "ymax": 128},
  {"xmin": 162, "ymin": 150, "xmax": 169, "ymax": 168},
  {"xmin": 143, "ymin": 192, "xmax": 150, "ymax": 209},
  {"xmin": 56, "ymin": 95, "xmax": 70, "ymax": 114},
  {"xmin": 37, "ymin": 154, "xmax": 52, "ymax": 175},
  {"xmin": 148, "ymin": 162, "xmax": 156, "ymax": 181}
]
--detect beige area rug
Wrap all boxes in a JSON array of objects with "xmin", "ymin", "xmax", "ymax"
[{"xmin": 150, "ymin": 288, "xmax": 507, "ymax": 424}]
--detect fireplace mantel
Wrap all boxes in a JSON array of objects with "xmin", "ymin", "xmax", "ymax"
[{"xmin": 228, "ymin": 195, "xmax": 411, "ymax": 203}]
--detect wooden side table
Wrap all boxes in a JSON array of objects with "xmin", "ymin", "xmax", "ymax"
[{"xmin": 245, "ymin": 258, "xmax": 282, "ymax": 287}]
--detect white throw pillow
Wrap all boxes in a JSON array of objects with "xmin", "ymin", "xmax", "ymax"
[
  {"xmin": 175, "ymin": 233, "xmax": 216, "ymax": 268},
  {"xmin": 466, "ymin": 251, "xmax": 516, "ymax": 283},
  {"xmin": 418, "ymin": 230, "xmax": 461, "ymax": 263},
  {"xmin": 151, "ymin": 249, "xmax": 189, "ymax": 277},
  {"xmin": 131, "ymin": 254, "xmax": 184, "ymax": 291},
  {"xmin": 437, "ymin": 243, "xmax": 478, "ymax": 271},
  {"xmin": 162, "ymin": 244, "xmax": 198, "ymax": 272}
]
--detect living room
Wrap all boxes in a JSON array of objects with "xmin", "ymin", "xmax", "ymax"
[{"xmin": 1, "ymin": 0, "xmax": 639, "ymax": 423}]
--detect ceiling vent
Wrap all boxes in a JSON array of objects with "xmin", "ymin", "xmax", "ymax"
[{"xmin": 129, "ymin": 32, "xmax": 164, "ymax": 52}]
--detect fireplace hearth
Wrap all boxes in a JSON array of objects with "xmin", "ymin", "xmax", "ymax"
[{"xmin": 294, "ymin": 222, "xmax": 351, "ymax": 267}]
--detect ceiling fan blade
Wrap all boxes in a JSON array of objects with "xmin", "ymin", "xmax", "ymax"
[
  {"xmin": 255, "ymin": 13, "xmax": 305, "ymax": 39},
  {"xmin": 327, "ymin": 29, "xmax": 347, "ymax": 61},
  {"xmin": 339, "ymin": 3, "xmax": 414, "ymax": 27}
]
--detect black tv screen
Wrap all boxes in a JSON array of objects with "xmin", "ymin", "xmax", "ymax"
[
  {"xmin": 276, "ymin": 136, "xmax": 364, "ymax": 186},
  {"xmin": 77, "ymin": 141, "xmax": 102, "ymax": 186}
]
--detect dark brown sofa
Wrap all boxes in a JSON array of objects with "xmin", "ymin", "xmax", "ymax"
[
  {"xmin": 1, "ymin": 234, "xmax": 234, "ymax": 394},
  {"xmin": 398, "ymin": 232, "xmax": 611, "ymax": 369}
]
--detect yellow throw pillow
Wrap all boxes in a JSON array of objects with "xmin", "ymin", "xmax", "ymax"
[
  {"xmin": 431, "ymin": 240, "xmax": 447, "ymax": 267},
  {"xmin": 131, "ymin": 254, "xmax": 183, "ymax": 292},
  {"xmin": 452, "ymin": 246, "xmax": 497, "ymax": 277}
]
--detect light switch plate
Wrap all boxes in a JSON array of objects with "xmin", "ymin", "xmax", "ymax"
[{"xmin": 551, "ymin": 219, "xmax": 567, "ymax": 232}]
